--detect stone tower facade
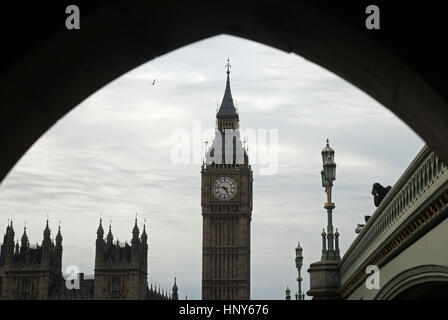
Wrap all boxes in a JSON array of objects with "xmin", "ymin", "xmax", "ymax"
[
  {"xmin": 0, "ymin": 220, "xmax": 63, "ymax": 299},
  {"xmin": 201, "ymin": 61, "xmax": 253, "ymax": 300},
  {"xmin": 93, "ymin": 218, "xmax": 149, "ymax": 299}
]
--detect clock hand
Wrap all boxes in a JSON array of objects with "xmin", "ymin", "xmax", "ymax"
[{"xmin": 216, "ymin": 186, "xmax": 227, "ymax": 195}]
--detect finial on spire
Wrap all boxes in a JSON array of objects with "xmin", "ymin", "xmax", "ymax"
[
  {"xmin": 225, "ymin": 58, "xmax": 231, "ymax": 74},
  {"xmin": 326, "ymin": 138, "xmax": 329, "ymax": 146}
]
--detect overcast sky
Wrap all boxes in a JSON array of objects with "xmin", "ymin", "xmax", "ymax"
[{"xmin": 0, "ymin": 35, "xmax": 424, "ymax": 299}]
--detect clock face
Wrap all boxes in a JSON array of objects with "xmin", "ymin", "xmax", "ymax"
[{"xmin": 213, "ymin": 176, "xmax": 237, "ymax": 201}]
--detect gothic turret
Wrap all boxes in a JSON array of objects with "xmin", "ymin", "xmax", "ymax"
[
  {"xmin": 172, "ymin": 277, "xmax": 179, "ymax": 300},
  {"xmin": 20, "ymin": 225, "xmax": 30, "ymax": 261},
  {"xmin": 4, "ymin": 221, "xmax": 15, "ymax": 265},
  {"xmin": 97, "ymin": 217, "xmax": 104, "ymax": 240},
  {"xmin": 131, "ymin": 217, "xmax": 140, "ymax": 262},
  {"xmin": 106, "ymin": 224, "xmax": 113, "ymax": 245},
  {"xmin": 55, "ymin": 224, "xmax": 63, "ymax": 271},
  {"xmin": 56, "ymin": 224, "xmax": 62, "ymax": 246},
  {"xmin": 140, "ymin": 222, "xmax": 148, "ymax": 271},
  {"xmin": 6, "ymin": 220, "xmax": 14, "ymax": 242},
  {"xmin": 21, "ymin": 225, "xmax": 28, "ymax": 248},
  {"xmin": 43, "ymin": 220, "xmax": 51, "ymax": 245},
  {"xmin": 141, "ymin": 223, "xmax": 148, "ymax": 244},
  {"xmin": 132, "ymin": 217, "xmax": 139, "ymax": 240},
  {"xmin": 42, "ymin": 219, "xmax": 52, "ymax": 260}
]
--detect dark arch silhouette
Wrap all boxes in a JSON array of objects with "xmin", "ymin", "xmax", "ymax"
[
  {"xmin": 394, "ymin": 282, "xmax": 448, "ymax": 300},
  {"xmin": 1, "ymin": 1, "xmax": 447, "ymax": 182},
  {"xmin": 375, "ymin": 265, "xmax": 448, "ymax": 300}
]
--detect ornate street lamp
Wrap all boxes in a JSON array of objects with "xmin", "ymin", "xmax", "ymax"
[
  {"xmin": 295, "ymin": 242, "xmax": 304, "ymax": 300},
  {"xmin": 320, "ymin": 139, "xmax": 340, "ymax": 261}
]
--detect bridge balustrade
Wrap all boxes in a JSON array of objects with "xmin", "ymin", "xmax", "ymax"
[{"xmin": 339, "ymin": 145, "xmax": 448, "ymax": 297}]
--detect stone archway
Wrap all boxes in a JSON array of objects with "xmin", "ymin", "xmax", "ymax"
[{"xmin": 1, "ymin": 1, "xmax": 448, "ymax": 183}]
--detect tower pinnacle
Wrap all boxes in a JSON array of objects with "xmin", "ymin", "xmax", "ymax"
[
  {"xmin": 107, "ymin": 221, "xmax": 113, "ymax": 244},
  {"xmin": 97, "ymin": 215, "xmax": 104, "ymax": 238},
  {"xmin": 133, "ymin": 214, "xmax": 139, "ymax": 239},
  {"xmin": 226, "ymin": 58, "xmax": 231, "ymax": 74},
  {"xmin": 43, "ymin": 219, "xmax": 51, "ymax": 241},
  {"xmin": 217, "ymin": 58, "xmax": 237, "ymax": 120}
]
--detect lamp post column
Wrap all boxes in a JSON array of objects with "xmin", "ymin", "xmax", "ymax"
[
  {"xmin": 307, "ymin": 139, "xmax": 341, "ymax": 300},
  {"xmin": 295, "ymin": 242, "xmax": 303, "ymax": 300},
  {"xmin": 325, "ymin": 202, "xmax": 335, "ymax": 260},
  {"xmin": 321, "ymin": 139, "xmax": 337, "ymax": 261}
]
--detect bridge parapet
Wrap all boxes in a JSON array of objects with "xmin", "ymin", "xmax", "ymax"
[{"xmin": 339, "ymin": 145, "xmax": 448, "ymax": 298}]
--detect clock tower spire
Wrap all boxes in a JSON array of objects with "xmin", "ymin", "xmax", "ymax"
[
  {"xmin": 216, "ymin": 58, "xmax": 239, "ymax": 132},
  {"xmin": 201, "ymin": 60, "xmax": 253, "ymax": 300}
]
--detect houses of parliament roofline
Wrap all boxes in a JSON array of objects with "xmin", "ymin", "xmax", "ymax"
[{"xmin": 0, "ymin": 218, "xmax": 179, "ymax": 300}]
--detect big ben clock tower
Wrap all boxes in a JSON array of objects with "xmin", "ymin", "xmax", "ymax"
[{"xmin": 201, "ymin": 60, "xmax": 253, "ymax": 300}]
